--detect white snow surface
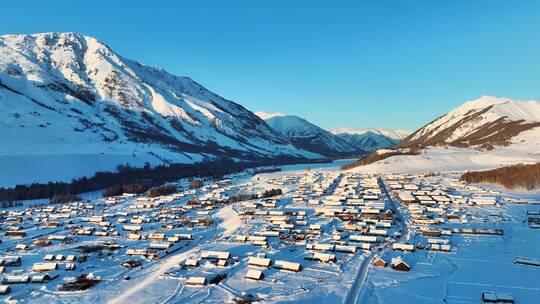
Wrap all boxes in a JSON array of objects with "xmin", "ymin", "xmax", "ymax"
[{"xmin": 350, "ymin": 146, "xmax": 540, "ymax": 174}]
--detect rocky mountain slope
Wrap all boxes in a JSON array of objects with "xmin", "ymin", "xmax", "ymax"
[
  {"xmin": 0, "ymin": 32, "xmax": 318, "ymax": 186},
  {"xmin": 400, "ymin": 96, "xmax": 540, "ymax": 150},
  {"xmin": 331, "ymin": 128, "xmax": 409, "ymax": 152},
  {"xmin": 255, "ymin": 112, "xmax": 361, "ymax": 157}
]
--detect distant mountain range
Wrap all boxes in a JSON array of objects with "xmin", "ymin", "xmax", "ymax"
[
  {"xmin": 330, "ymin": 128, "xmax": 410, "ymax": 152},
  {"xmin": 255, "ymin": 112, "xmax": 361, "ymax": 157}
]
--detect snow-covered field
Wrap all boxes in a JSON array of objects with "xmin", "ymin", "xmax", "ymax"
[{"xmin": 351, "ymin": 146, "xmax": 540, "ymax": 174}]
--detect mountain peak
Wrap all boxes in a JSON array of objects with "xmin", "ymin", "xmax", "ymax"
[
  {"xmin": 0, "ymin": 32, "xmax": 108, "ymax": 50},
  {"xmin": 454, "ymin": 95, "xmax": 509, "ymax": 113},
  {"xmin": 255, "ymin": 111, "xmax": 287, "ymax": 120}
]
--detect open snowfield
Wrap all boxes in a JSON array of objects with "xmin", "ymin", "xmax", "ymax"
[{"xmin": 351, "ymin": 146, "xmax": 540, "ymax": 174}]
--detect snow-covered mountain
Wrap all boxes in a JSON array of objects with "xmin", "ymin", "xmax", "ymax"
[
  {"xmin": 400, "ymin": 96, "xmax": 540, "ymax": 150},
  {"xmin": 0, "ymin": 32, "xmax": 319, "ymax": 186},
  {"xmin": 348, "ymin": 96, "xmax": 540, "ymax": 173},
  {"xmin": 255, "ymin": 112, "xmax": 361, "ymax": 157},
  {"xmin": 331, "ymin": 128, "xmax": 410, "ymax": 152}
]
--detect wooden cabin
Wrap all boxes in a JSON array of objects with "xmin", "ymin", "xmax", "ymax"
[
  {"xmin": 245, "ymin": 269, "xmax": 264, "ymax": 280},
  {"xmin": 32, "ymin": 262, "xmax": 58, "ymax": 272},
  {"xmin": 248, "ymin": 257, "xmax": 271, "ymax": 268},
  {"xmin": 201, "ymin": 251, "xmax": 230, "ymax": 260},
  {"xmin": 391, "ymin": 257, "xmax": 411, "ymax": 271},
  {"xmin": 273, "ymin": 260, "xmax": 302, "ymax": 272},
  {"xmin": 482, "ymin": 291, "xmax": 514, "ymax": 303},
  {"xmin": 373, "ymin": 258, "xmax": 387, "ymax": 267},
  {"xmin": 184, "ymin": 259, "xmax": 199, "ymax": 267},
  {"xmin": 4, "ymin": 231, "xmax": 27, "ymax": 238},
  {"xmin": 186, "ymin": 276, "xmax": 206, "ymax": 286},
  {"xmin": 2, "ymin": 275, "xmax": 30, "ymax": 284}
]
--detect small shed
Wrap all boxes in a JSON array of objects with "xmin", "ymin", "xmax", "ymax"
[
  {"xmin": 44, "ymin": 254, "xmax": 55, "ymax": 261},
  {"xmin": 65, "ymin": 263, "xmax": 76, "ymax": 271}
]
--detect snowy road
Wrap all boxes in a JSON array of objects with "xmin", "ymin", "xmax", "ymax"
[{"xmin": 344, "ymin": 177, "xmax": 408, "ymax": 304}]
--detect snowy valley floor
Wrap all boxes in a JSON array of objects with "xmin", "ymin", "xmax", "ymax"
[{"xmin": 1, "ymin": 159, "xmax": 540, "ymax": 303}]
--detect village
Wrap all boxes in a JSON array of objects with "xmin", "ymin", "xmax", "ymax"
[{"xmin": 0, "ymin": 164, "xmax": 539, "ymax": 303}]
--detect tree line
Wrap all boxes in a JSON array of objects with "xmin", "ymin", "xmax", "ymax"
[
  {"xmin": 461, "ymin": 162, "xmax": 540, "ymax": 190},
  {"xmin": 0, "ymin": 157, "xmax": 298, "ymax": 203}
]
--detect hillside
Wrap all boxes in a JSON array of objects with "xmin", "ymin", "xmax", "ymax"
[
  {"xmin": 400, "ymin": 96, "xmax": 540, "ymax": 150},
  {"xmin": 346, "ymin": 96, "xmax": 540, "ymax": 173},
  {"xmin": 0, "ymin": 32, "xmax": 317, "ymax": 186},
  {"xmin": 256, "ymin": 112, "xmax": 361, "ymax": 157}
]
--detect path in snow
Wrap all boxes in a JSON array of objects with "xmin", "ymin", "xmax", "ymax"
[
  {"xmin": 214, "ymin": 204, "xmax": 241, "ymax": 238},
  {"xmin": 107, "ymin": 247, "xmax": 198, "ymax": 304}
]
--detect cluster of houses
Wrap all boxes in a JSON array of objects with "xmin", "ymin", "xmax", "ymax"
[
  {"xmin": 222, "ymin": 172, "xmax": 410, "ymax": 285},
  {"xmin": 0, "ymin": 174, "xmax": 264, "ymax": 297},
  {"xmin": 150, "ymin": 171, "xmax": 406, "ymax": 290}
]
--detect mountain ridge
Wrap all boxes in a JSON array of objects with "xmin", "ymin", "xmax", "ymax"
[
  {"xmin": 331, "ymin": 127, "xmax": 410, "ymax": 152},
  {"xmin": 256, "ymin": 112, "xmax": 362, "ymax": 157},
  {"xmin": 0, "ymin": 32, "xmax": 319, "ymax": 186}
]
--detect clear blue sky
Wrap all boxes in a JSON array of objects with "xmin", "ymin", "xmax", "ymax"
[{"xmin": 2, "ymin": 0, "xmax": 540, "ymax": 131}]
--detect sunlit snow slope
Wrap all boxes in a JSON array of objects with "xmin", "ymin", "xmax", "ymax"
[{"xmin": 0, "ymin": 33, "xmax": 316, "ymax": 186}]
